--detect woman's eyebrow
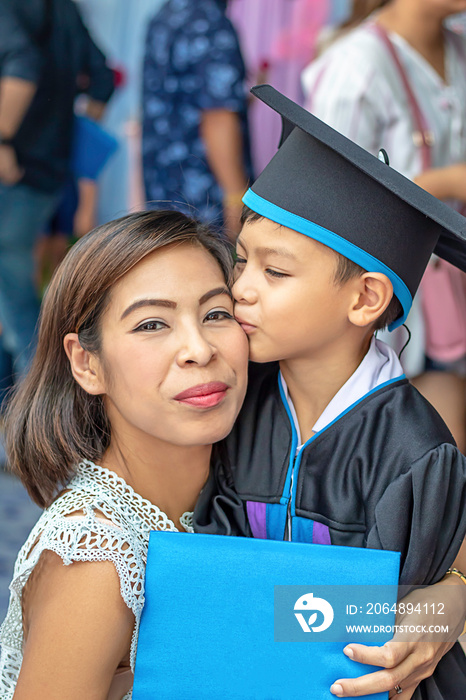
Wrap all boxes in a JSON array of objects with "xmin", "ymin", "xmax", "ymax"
[
  {"xmin": 199, "ymin": 286, "xmax": 232, "ymax": 305},
  {"xmin": 120, "ymin": 287, "xmax": 231, "ymax": 320},
  {"xmin": 121, "ymin": 298, "xmax": 176, "ymax": 320}
]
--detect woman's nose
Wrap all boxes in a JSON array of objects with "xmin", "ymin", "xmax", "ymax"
[{"xmin": 176, "ymin": 326, "xmax": 216, "ymax": 367}]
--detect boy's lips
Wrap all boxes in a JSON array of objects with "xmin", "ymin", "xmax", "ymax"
[
  {"xmin": 173, "ymin": 382, "xmax": 229, "ymax": 408},
  {"xmin": 235, "ymin": 316, "xmax": 257, "ymax": 334}
]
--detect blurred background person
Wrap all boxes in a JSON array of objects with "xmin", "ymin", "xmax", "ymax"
[
  {"xmin": 302, "ymin": 0, "xmax": 466, "ymax": 451},
  {"xmin": 0, "ymin": 0, "xmax": 114, "ymax": 384},
  {"xmin": 142, "ymin": 0, "xmax": 253, "ymax": 241},
  {"xmin": 72, "ymin": 0, "xmax": 333, "ymax": 226},
  {"xmin": 230, "ymin": 0, "xmax": 331, "ymax": 172},
  {"xmin": 74, "ymin": 0, "xmax": 169, "ymax": 222},
  {"xmin": 35, "ymin": 111, "xmax": 119, "ymax": 292}
]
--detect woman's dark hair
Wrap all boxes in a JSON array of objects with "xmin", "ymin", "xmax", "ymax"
[{"xmin": 5, "ymin": 210, "xmax": 233, "ymax": 508}]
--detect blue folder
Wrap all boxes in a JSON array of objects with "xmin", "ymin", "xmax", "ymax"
[
  {"xmin": 72, "ymin": 115, "xmax": 118, "ymax": 181},
  {"xmin": 134, "ymin": 533, "xmax": 400, "ymax": 700}
]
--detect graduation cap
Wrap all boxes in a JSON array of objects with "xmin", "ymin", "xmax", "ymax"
[{"xmin": 243, "ymin": 85, "xmax": 466, "ymax": 330}]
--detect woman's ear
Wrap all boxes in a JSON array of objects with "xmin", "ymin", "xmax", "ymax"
[
  {"xmin": 63, "ymin": 333, "xmax": 105, "ymax": 396},
  {"xmin": 348, "ymin": 273, "xmax": 393, "ymax": 328}
]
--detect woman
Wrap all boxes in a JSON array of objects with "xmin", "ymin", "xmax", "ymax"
[{"xmin": 0, "ymin": 210, "xmax": 249, "ymax": 699}]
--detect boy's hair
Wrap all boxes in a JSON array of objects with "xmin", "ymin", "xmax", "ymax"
[
  {"xmin": 241, "ymin": 206, "xmax": 403, "ymax": 331},
  {"xmin": 5, "ymin": 210, "xmax": 233, "ymax": 509}
]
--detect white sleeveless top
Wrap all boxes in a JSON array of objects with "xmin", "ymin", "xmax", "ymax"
[{"xmin": 0, "ymin": 459, "xmax": 193, "ymax": 700}]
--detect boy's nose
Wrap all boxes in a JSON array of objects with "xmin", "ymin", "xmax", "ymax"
[{"xmin": 232, "ymin": 273, "xmax": 258, "ymax": 305}]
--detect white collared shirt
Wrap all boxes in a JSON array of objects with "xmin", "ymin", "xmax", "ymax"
[
  {"xmin": 302, "ymin": 20, "xmax": 466, "ymax": 185},
  {"xmin": 280, "ymin": 336, "xmax": 405, "ymax": 449}
]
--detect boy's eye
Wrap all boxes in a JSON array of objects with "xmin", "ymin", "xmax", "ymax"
[
  {"xmin": 234, "ymin": 257, "xmax": 246, "ymax": 280},
  {"xmin": 265, "ymin": 268, "xmax": 288, "ymax": 279},
  {"xmin": 133, "ymin": 320, "xmax": 168, "ymax": 332},
  {"xmin": 204, "ymin": 309, "xmax": 234, "ymax": 322}
]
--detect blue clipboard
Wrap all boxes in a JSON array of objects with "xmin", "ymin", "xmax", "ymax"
[{"xmin": 134, "ymin": 533, "xmax": 400, "ymax": 700}]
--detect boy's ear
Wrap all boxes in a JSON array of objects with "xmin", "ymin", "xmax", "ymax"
[
  {"xmin": 63, "ymin": 333, "xmax": 106, "ymax": 396},
  {"xmin": 347, "ymin": 273, "xmax": 393, "ymax": 328}
]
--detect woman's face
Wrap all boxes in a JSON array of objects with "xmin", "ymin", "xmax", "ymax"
[{"xmin": 93, "ymin": 243, "xmax": 248, "ymax": 449}]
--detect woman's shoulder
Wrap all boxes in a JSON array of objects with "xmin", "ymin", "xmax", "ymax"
[
  {"xmin": 303, "ymin": 21, "xmax": 396, "ymax": 107},
  {"xmin": 61, "ymin": 459, "xmax": 181, "ymax": 535},
  {"xmin": 10, "ymin": 461, "xmax": 151, "ymax": 611},
  {"xmin": 1, "ymin": 461, "xmax": 150, "ymax": 688},
  {"xmin": 305, "ymin": 21, "xmax": 389, "ymax": 79}
]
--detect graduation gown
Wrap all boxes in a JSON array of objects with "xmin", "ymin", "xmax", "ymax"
[{"xmin": 194, "ymin": 362, "xmax": 466, "ymax": 699}]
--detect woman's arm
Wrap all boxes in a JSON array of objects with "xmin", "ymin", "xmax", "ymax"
[
  {"xmin": 13, "ymin": 550, "xmax": 134, "ymax": 700},
  {"xmin": 73, "ymin": 179, "xmax": 98, "ymax": 238},
  {"xmin": 330, "ymin": 540, "xmax": 466, "ymax": 699},
  {"xmin": 414, "ymin": 163, "xmax": 466, "ymax": 203},
  {"xmin": 200, "ymin": 109, "xmax": 248, "ymax": 243}
]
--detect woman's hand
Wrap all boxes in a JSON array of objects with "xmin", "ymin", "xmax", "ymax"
[
  {"xmin": 414, "ymin": 163, "xmax": 466, "ymax": 203},
  {"xmin": 73, "ymin": 179, "xmax": 98, "ymax": 238},
  {"xmin": 0, "ymin": 143, "xmax": 23, "ymax": 185},
  {"xmin": 329, "ymin": 574, "xmax": 466, "ymax": 698}
]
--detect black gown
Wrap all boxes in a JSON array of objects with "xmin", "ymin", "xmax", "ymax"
[{"xmin": 194, "ymin": 362, "xmax": 466, "ymax": 699}]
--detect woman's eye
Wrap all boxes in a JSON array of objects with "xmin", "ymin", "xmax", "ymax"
[
  {"xmin": 204, "ymin": 310, "xmax": 234, "ymax": 322},
  {"xmin": 134, "ymin": 320, "xmax": 168, "ymax": 332},
  {"xmin": 265, "ymin": 268, "xmax": 288, "ymax": 279},
  {"xmin": 235, "ymin": 256, "xmax": 247, "ymax": 266}
]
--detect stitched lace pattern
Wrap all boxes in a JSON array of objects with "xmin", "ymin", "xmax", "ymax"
[{"xmin": 0, "ymin": 460, "xmax": 193, "ymax": 700}]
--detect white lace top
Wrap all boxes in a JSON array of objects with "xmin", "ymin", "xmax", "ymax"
[{"xmin": 0, "ymin": 460, "xmax": 193, "ymax": 700}]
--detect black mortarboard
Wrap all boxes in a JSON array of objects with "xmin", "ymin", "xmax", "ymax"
[{"xmin": 243, "ymin": 85, "xmax": 466, "ymax": 330}]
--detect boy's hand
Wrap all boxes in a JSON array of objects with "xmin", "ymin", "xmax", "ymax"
[{"xmin": 330, "ymin": 580, "xmax": 466, "ymax": 698}]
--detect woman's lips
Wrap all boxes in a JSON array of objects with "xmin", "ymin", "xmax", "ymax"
[{"xmin": 174, "ymin": 382, "xmax": 229, "ymax": 408}]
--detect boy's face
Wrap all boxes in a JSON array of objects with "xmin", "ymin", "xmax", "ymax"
[{"xmin": 233, "ymin": 217, "xmax": 356, "ymax": 364}]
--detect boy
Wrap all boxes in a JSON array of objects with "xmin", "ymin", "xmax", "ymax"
[{"xmin": 194, "ymin": 85, "xmax": 466, "ymax": 698}]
